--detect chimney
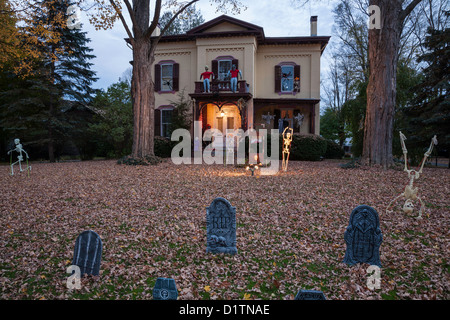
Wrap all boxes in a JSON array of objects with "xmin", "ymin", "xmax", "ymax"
[
  {"xmin": 152, "ymin": 25, "xmax": 161, "ymax": 37},
  {"xmin": 310, "ymin": 16, "xmax": 317, "ymax": 36}
]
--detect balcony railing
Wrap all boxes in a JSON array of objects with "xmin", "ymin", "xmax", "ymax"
[{"xmin": 194, "ymin": 80, "xmax": 249, "ymax": 94}]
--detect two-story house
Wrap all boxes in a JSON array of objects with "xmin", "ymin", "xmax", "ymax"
[{"xmin": 151, "ymin": 15, "xmax": 329, "ymax": 139}]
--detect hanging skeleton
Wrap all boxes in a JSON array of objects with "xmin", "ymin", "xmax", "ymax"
[
  {"xmin": 7, "ymin": 138, "xmax": 31, "ymax": 176},
  {"xmin": 386, "ymin": 132, "xmax": 438, "ymax": 219},
  {"xmin": 282, "ymin": 127, "xmax": 293, "ymax": 172},
  {"xmin": 294, "ymin": 113, "xmax": 304, "ymax": 130},
  {"xmin": 261, "ymin": 112, "xmax": 275, "ymax": 125}
]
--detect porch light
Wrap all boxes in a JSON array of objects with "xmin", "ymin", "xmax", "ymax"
[{"xmin": 220, "ymin": 111, "xmax": 225, "ymax": 117}]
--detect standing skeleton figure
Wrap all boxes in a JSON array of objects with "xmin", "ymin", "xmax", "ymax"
[
  {"xmin": 282, "ymin": 127, "xmax": 293, "ymax": 172},
  {"xmin": 386, "ymin": 132, "xmax": 437, "ymax": 219},
  {"xmin": 7, "ymin": 138, "xmax": 31, "ymax": 176}
]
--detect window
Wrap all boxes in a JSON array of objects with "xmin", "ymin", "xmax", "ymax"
[
  {"xmin": 212, "ymin": 56, "xmax": 239, "ymax": 82},
  {"xmin": 281, "ymin": 65, "xmax": 294, "ymax": 92},
  {"xmin": 161, "ymin": 64, "xmax": 173, "ymax": 91},
  {"xmin": 218, "ymin": 60, "xmax": 232, "ymax": 81},
  {"xmin": 275, "ymin": 63, "xmax": 300, "ymax": 94},
  {"xmin": 154, "ymin": 61, "xmax": 179, "ymax": 92},
  {"xmin": 161, "ymin": 109, "xmax": 173, "ymax": 138}
]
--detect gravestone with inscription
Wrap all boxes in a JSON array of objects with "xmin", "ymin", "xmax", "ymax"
[
  {"xmin": 72, "ymin": 230, "xmax": 102, "ymax": 276},
  {"xmin": 343, "ymin": 205, "xmax": 382, "ymax": 267},
  {"xmin": 153, "ymin": 277, "xmax": 178, "ymax": 300},
  {"xmin": 294, "ymin": 289, "xmax": 326, "ymax": 300},
  {"xmin": 206, "ymin": 197, "xmax": 237, "ymax": 255}
]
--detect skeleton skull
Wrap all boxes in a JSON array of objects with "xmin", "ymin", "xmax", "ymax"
[{"xmin": 403, "ymin": 199, "xmax": 414, "ymax": 214}]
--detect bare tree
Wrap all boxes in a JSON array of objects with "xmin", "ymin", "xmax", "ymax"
[{"xmin": 75, "ymin": 0, "xmax": 245, "ymax": 159}]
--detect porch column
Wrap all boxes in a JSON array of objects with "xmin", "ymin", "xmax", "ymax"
[{"xmin": 310, "ymin": 104, "xmax": 316, "ymax": 134}]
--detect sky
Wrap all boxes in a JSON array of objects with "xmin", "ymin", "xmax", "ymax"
[{"xmin": 78, "ymin": 0, "xmax": 340, "ymax": 90}]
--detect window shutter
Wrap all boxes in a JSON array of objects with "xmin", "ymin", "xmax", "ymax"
[
  {"xmin": 275, "ymin": 65, "xmax": 281, "ymax": 93},
  {"xmin": 232, "ymin": 59, "xmax": 239, "ymax": 70},
  {"xmin": 172, "ymin": 63, "xmax": 179, "ymax": 91},
  {"xmin": 294, "ymin": 65, "xmax": 300, "ymax": 92},
  {"xmin": 154, "ymin": 108, "xmax": 161, "ymax": 136},
  {"xmin": 211, "ymin": 60, "xmax": 218, "ymax": 79},
  {"xmin": 154, "ymin": 64, "xmax": 161, "ymax": 92}
]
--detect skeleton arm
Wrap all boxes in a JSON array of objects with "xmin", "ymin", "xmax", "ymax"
[
  {"xmin": 399, "ymin": 131, "xmax": 408, "ymax": 171},
  {"xmin": 418, "ymin": 135, "xmax": 438, "ymax": 174}
]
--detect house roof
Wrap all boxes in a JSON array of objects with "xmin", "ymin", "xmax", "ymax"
[{"xmin": 152, "ymin": 15, "xmax": 330, "ymax": 53}]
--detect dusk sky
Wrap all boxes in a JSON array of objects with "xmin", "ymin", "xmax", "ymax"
[{"xmin": 79, "ymin": 0, "xmax": 339, "ymax": 90}]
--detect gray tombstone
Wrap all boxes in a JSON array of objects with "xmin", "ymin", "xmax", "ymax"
[
  {"xmin": 343, "ymin": 205, "xmax": 382, "ymax": 267},
  {"xmin": 72, "ymin": 230, "xmax": 102, "ymax": 276},
  {"xmin": 206, "ymin": 197, "xmax": 237, "ymax": 255},
  {"xmin": 153, "ymin": 277, "xmax": 178, "ymax": 300},
  {"xmin": 294, "ymin": 289, "xmax": 326, "ymax": 300}
]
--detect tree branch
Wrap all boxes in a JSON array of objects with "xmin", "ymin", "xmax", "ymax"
[
  {"xmin": 145, "ymin": 0, "xmax": 199, "ymax": 41},
  {"xmin": 109, "ymin": 0, "xmax": 134, "ymax": 46},
  {"xmin": 123, "ymin": 0, "xmax": 137, "ymax": 32},
  {"xmin": 145, "ymin": 0, "xmax": 162, "ymax": 40},
  {"xmin": 400, "ymin": 0, "xmax": 424, "ymax": 22}
]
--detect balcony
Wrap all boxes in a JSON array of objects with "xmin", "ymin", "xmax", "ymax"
[{"xmin": 194, "ymin": 80, "xmax": 250, "ymax": 94}]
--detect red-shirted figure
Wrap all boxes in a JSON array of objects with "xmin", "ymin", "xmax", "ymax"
[
  {"xmin": 227, "ymin": 64, "xmax": 242, "ymax": 93},
  {"xmin": 200, "ymin": 66, "xmax": 214, "ymax": 93}
]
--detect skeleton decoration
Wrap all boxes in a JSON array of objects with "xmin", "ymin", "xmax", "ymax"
[
  {"xmin": 294, "ymin": 113, "xmax": 304, "ymax": 129},
  {"xmin": 7, "ymin": 138, "xmax": 31, "ymax": 176},
  {"xmin": 282, "ymin": 127, "xmax": 293, "ymax": 172},
  {"xmin": 261, "ymin": 112, "xmax": 275, "ymax": 125},
  {"xmin": 386, "ymin": 132, "xmax": 438, "ymax": 219}
]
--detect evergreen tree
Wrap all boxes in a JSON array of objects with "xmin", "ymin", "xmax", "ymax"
[
  {"xmin": 403, "ymin": 21, "xmax": 450, "ymax": 166},
  {"xmin": 0, "ymin": 0, "xmax": 97, "ymax": 161},
  {"xmin": 159, "ymin": 5, "xmax": 205, "ymax": 35}
]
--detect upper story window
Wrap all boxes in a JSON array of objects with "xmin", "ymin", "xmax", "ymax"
[
  {"xmin": 161, "ymin": 64, "xmax": 173, "ymax": 91},
  {"xmin": 154, "ymin": 60, "xmax": 179, "ymax": 93},
  {"xmin": 218, "ymin": 60, "xmax": 232, "ymax": 81},
  {"xmin": 281, "ymin": 65, "xmax": 294, "ymax": 92},
  {"xmin": 275, "ymin": 62, "xmax": 300, "ymax": 94},
  {"xmin": 212, "ymin": 56, "xmax": 239, "ymax": 81}
]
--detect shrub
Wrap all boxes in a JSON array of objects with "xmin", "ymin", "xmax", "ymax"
[
  {"xmin": 117, "ymin": 155, "xmax": 162, "ymax": 166},
  {"xmin": 235, "ymin": 132, "xmax": 327, "ymax": 162},
  {"xmin": 324, "ymin": 139, "xmax": 345, "ymax": 159},
  {"xmin": 290, "ymin": 133, "xmax": 327, "ymax": 161},
  {"xmin": 154, "ymin": 136, "xmax": 175, "ymax": 158}
]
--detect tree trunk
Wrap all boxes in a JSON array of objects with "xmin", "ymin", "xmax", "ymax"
[
  {"xmin": 131, "ymin": 37, "xmax": 155, "ymax": 158},
  {"xmin": 362, "ymin": 0, "xmax": 403, "ymax": 168},
  {"xmin": 48, "ymin": 52, "xmax": 56, "ymax": 163}
]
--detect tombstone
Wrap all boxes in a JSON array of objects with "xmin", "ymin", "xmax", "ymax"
[
  {"xmin": 72, "ymin": 230, "xmax": 102, "ymax": 276},
  {"xmin": 294, "ymin": 289, "xmax": 326, "ymax": 300},
  {"xmin": 206, "ymin": 197, "xmax": 237, "ymax": 255},
  {"xmin": 343, "ymin": 205, "xmax": 382, "ymax": 267},
  {"xmin": 153, "ymin": 277, "xmax": 178, "ymax": 300}
]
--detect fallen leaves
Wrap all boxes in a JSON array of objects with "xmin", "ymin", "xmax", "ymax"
[{"xmin": 0, "ymin": 159, "xmax": 448, "ymax": 300}]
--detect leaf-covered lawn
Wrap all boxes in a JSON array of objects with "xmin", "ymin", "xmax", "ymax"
[{"xmin": 0, "ymin": 160, "xmax": 448, "ymax": 300}]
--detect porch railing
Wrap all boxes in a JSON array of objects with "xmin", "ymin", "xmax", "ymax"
[{"xmin": 194, "ymin": 80, "xmax": 249, "ymax": 94}]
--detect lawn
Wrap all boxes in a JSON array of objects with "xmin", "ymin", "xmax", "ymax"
[{"xmin": 0, "ymin": 159, "xmax": 448, "ymax": 300}]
